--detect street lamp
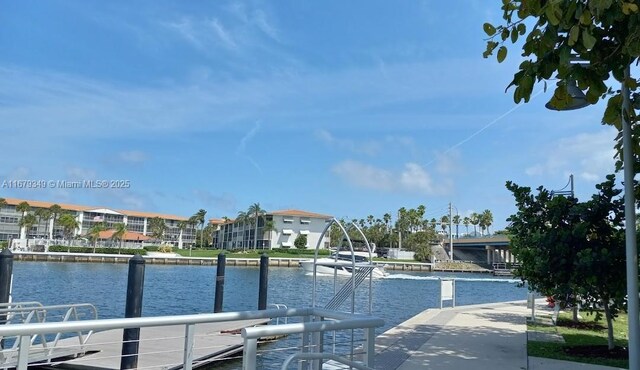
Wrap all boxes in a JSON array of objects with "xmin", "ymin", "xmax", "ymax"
[{"xmin": 546, "ymin": 65, "xmax": 638, "ymax": 369}]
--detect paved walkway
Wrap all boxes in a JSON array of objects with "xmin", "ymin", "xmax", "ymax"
[{"xmin": 375, "ymin": 300, "xmax": 624, "ymax": 370}]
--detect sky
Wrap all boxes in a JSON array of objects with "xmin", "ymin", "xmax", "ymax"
[{"xmin": 0, "ymin": 0, "xmax": 627, "ymax": 229}]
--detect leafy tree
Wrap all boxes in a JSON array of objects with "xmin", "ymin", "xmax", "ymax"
[
  {"xmin": 112, "ymin": 222, "xmax": 127, "ymax": 254},
  {"xmin": 482, "ymin": 210, "xmax": 494, "ymax": 235},
  {"xmin": 262, "ymin": 219, "xmax": 277, "ymax": 249},
  {"xmin": 294, "ymin": 234, "xmax": 307, "ymax": 249},
  {"xmin": 483, "ymin": 0, "xmax": 639, "ymax": 166},
  {"xmin": 507, "ymin": 175, "xmax": 628, "ymax": 349},
  {"xmin": 188, "ymin": 215, "xmax": 199, "ymax": 255},
  {"xmin": 148, "ymin": 217, "xmax": 167, "ymax": 241},
  {"xmin": 408, "ymin": 231, "xmax": 433, "ymax": 261},
  {"xmin": 58, "ymin": 213, "xmax": 79, "ymax": 251},
  {"xmin": 87, "ymin": 222, "xmax": 106, "ymax": 253}
]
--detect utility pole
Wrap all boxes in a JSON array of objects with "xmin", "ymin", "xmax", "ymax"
[{"xmin": 449, "ymin": 203, "xmax": 454, "ymax": 261}]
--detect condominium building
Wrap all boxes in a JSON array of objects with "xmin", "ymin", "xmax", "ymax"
[
  {"xmin": 214, "ymin": 210, "xmax": 333, "ymax": 250},
  {"xmin": 0, "ymin": 197, "xmax": 197, "ymax": 248}
]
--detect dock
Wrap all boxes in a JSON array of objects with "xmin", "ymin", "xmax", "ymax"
[{"xmin": 38, "ymin": 319, "xmax": 269, "ymax": 369}]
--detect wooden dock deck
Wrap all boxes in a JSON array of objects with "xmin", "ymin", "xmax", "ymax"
[{"xmin": 44, "ymin": 318, "xmax": 269, "ymax": 369}]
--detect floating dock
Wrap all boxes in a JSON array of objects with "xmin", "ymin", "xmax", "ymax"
[{"xmin": 36, "ymin": 319, "xmax": 269, "ymax": 369}]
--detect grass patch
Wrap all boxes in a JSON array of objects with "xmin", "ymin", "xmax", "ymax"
[{"xmin": 528, "ymin": 311, "xmax": 629, "ymax": 368}]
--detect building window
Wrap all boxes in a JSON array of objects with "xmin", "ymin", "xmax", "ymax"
[
  {"xmin": 300, "ymin": 218, "xmax": 310, "ymax": 224},
  {"xmin": 283, "ymin": 217, "xmax": 294, "ymax": 223}
]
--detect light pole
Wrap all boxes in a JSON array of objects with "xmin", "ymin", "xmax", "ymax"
[{"xmin": 547, "ymin": 65, "xmax": 638, "ymax": 369}]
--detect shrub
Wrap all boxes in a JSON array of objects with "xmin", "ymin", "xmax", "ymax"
[
  {"xmin": 0, "ymin": 241, "xmax": 7, "ymax": 249},
  {"xmin": 143, "ymin": 245, "xmax": 161, "ymax": 252},
  {"xmin": 294, "ymin": 234, "xmax": 308, "ymax": 249},
  {"xmin": 158, "ymin": 245, "xmax": 173, "ymax": 253}
]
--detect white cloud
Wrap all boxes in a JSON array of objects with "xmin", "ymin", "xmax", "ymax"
[
  {"xmin": 332, "ymin": 160, "xmax": 449, "ymax": 195},
  {"xmin": 118, "ymin": 150, "xmax": 148, "ymax": 164},
  {"xmin": 209, "ymin": 18, "xmax": 237, "ymax": 49},
  {"xmin": 525, "ymin": 128, "xmax": 617, "ymax": 182},
  {"xmin": 315, "ymin": 129, "xmax": 381, "ymax": 156}
]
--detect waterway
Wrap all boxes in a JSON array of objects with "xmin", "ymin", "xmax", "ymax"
[{"xmin": 10, "ymin": 261, "xmax": 526, "ymax": 368}]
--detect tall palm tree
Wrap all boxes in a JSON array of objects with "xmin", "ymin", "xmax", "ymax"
[
  {"xmin": 16, "ymin": 202, "xmax": 30, "ymax": 239},
  {"xmin": 236, "ymin": 210, "xmax": 249, "ymax": 250},
  {"xmin": 463, "ymin": 216, "xmax": 471, "ymax": 236},
  {"xmin": 470, "ymin": 213, "xmax": 480, "ymax": 236},
  {"xmin": 452, "ymin": 214, "xmax": 461, "ymax": 239},
  {"xmin": 87, "ymin": 222, "xmax": 106, "ymax": 253},
  {"xmin": 58, "ymin": 213, "xmax": 79, "ymax": 252},
  {"xmin": 246, "ymin": 203, "xmax": 266, "ymax": 249},
  {"xmin": 19, "ymin": 214, "xmax": 37, "ymax": 240},
  {"xmin": 440, "ymin": 215, "xmax": 449, "ymax": 236},
  {"xmin": 195, "ymin": 209, "xmax": 207, "ymax": 249},
  {"xmin": 49, "ymin": 204, "xmax": 62, "ymax": 239},
  {"xmin": 188, "ymin": 215, "xmax": 199, "ymax": 256},
  {"xmin": 262, "ymin": 219, "xmax": 277, "ymax": 250},
  {"xmin": 34, "ymin": 208, "xmax": 51, "ymax": 238},
  {"xmin": 481, "ymin": 209, "xmax": 494, "ymax": 236},
  {"xmin": 112, "ymin": 223, "xmax": 127, "ymax": 254}
]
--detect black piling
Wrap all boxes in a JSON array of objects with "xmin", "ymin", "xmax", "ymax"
[
  {"xmin": 258, "ymin": 253, "xmax": 269, "ymax": 310},
  {"xmin": 120, "ymin": 254, "xmax": 145, "ymax": 370},
  {"xmin": 214, "ymin": 253, "xmax": 226, "ymax": 313},
  {"xmin": 0, "ymin": 249, "xmax": 13, "ymax": 349}
]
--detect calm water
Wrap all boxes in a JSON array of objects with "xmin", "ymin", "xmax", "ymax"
[{"xmin": 11, "ymin": 262, "xmax": 526, "ymax": 368}]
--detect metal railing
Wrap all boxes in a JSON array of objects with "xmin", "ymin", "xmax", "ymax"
[{"xmin": 0, "ymin": 307, "xmax": 384, "ymax": 370}]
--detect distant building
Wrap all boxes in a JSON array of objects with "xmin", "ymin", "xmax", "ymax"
[
  {"xmin": 0, "ymin": 197, "xmax": 197, "ymax": 248},
  {"xmin": 213, "ymin": 209, "xmax": 333, "ymax": 250}
]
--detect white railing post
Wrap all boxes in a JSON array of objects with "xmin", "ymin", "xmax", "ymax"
[
  {"xmin": 363, "ymin": 327, "xmax": 376, "ymax": 368},
  {"xmin": 299, "ymin": 315, "xmax": 311, "ymax": 370},
  {"xmin": 242, "ymin": 337, "xmax": 258, "ymax": 370},
  {"xmin": 183, "ymin": 324, "xmax": 195, "ymax": 370},
  {"xmin": 17, "ymin": 335, "xmax": 30, "ymax": 370}
]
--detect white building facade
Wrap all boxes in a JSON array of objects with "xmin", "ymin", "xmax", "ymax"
[{"xmin": 214, "ymin": 210, "xmax": 332, "ymax": 250}]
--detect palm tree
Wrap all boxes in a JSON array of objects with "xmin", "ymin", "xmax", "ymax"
[
  {"xmin": 236, "ymin": 210, "xmax": 249, "ymax": 250},
  {"xmin": 49, "ymin": 204, "xmax": 62, "ymax": 239},
  {"xmin": 19, "ymin": 214, "xmax": 37, "ymax": 240},
  {"xmin": 262, "ymin": 219, "xmax": 277, "ymax": 249},
  {"xmin": 463, "ymin": 216, "xmax": 471, "ymax": 236},
  {"xmin": 452, "ymin": 214, "xmax": 461, "ymax": 239},
  {"xmin": 16, "ymin": 201, "xmax": 30, "ymax": 239},
  {"xmin": 195, "ymin": 209, "xmax": 207, "ymax": 249},
  {"xmin": 470, "ymin": 213, "xmax": 480, "ymax": 236},
  {"xmin": 34, "ymin": 208, "xmax": 51, "ymax": 238},
  {"xmin": 58, "ymin": 213, "xmax": 79, "ymax": 252},
  {"xmin": 188, "ymin": 215, "xmax": 199, "ymax": 256},
  {"xmin": 112, "ymin": 223, "xmax": 127, "ymax": 254},
  {"xmin": 481, "ymin": 209, "xmax": 494, "ymax": 236},
  {"xmin": 440, "ymin": 215, "xmax": 449, "ymax": 236},
  {"xmin": 87, "ymin": 222, "xmax": 106, "ymax": 253},
  {"xmin": 246, "ymin": 203, "xmax": 266, "ymax": 249}
]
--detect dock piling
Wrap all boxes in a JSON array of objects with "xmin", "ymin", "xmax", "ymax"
[
  {"xmin": 121, "ymin": 254, "xmax": 145, "ymax": 369},
  {"xmin": 0, "ymin": 249, "xmax": 13, "ymax": 349},
  {"xmin": 258, "ymin": 253, "xmax": 269, "ymax": 310},
  {"xmin": 214, "ymin": 253, "xmax": 226, "ymax": 313}
]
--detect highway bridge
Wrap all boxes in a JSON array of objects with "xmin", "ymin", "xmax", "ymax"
[{"xmin": 443, "ymin": 236, "xmax": 514, "ymax": 264}]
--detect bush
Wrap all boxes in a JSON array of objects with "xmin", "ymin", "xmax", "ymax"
[
  {"xmin": 0, "ymin": 241, "xmax": 7, "ymax": 249},
  {"xmin": 48, "ymin": 245, "xmax": 146, "ymax": 255},
  {"xmin": 294, "ymin": 234, "xmax": 307, "ymax": 249},
  {"xmin": 143, "ymin": 245, "xmax": 162, "ymax": 252},
  {"xmin": 158, "ymin": 245, "xmax": 173, "ymax": 253}
]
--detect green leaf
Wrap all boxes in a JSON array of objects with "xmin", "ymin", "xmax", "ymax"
[
  {"xmin": 545, "ymin": 4, "xmax": 561, "ymax": 26},
  {"xmin": 582, "ymin": 29, "xmax": 597, "ymax": 49},
  {"xmin": 483, "ymin": 22, "xmax": 497, "ymax": 36},
  {"xmin": 517, "ymin": 23, "xmax": 526, "ymax": 35},
  {"xmin": 568, "ymin": 25, "xmax": 580, "ymax": 46},
  {"xmin": 579, "ymin": 9, "xmax": 592, "ymax": 25},
  {"xmin": 497, "ymin": 46, "xmax": 508, "ymax": 63},
  {"xmin": 511, "ymin": 28, "xmax": 519, "ymax": 43}
]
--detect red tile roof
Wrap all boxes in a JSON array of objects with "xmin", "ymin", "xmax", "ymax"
[{"xmin": 269, "ymin": 209, "xmax": 333, "ymax": 219}]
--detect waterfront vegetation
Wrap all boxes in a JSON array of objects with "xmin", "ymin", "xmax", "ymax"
[{"xmin": 528, "ymin": 311, "xmax": 628, "ymax": 368}]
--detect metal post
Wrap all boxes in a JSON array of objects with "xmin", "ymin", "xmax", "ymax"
[
  {"xmin": 120, "ymin": 254, "xmax": 145, "ymax": 370},
  {"xmin": 0, "ymin": 249, "xmax": 13, "ymax": 319},
  {"xmin": 214, "ymin": 253, "xmax": 226, "ymax": 313},
  {"xmin": 449, "ymin": 203, "xmax": 454, "ymax": 261},
  {"xmin": 17, "ymin": 335, "xmax": 30, "ymax": 370},
  {"xmin": 183, "ymin": 324, "xmax": 195, "ymax": 370},
  {"xmin": 621, "ymin": 64, "xmax": 639, "ymax": 370},
  {"xmin": 242, "ymin": 338, "xmax": 258, "ymax": 370},
  {"xmin": 258, "ymin": 253, "xmax": 269, "ymax": 310},
  {"xmin": 364, "ymin": 327, "xmax": 376, "ymax": 368}
]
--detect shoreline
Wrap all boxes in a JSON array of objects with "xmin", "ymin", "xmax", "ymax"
[{"xmin": 11, "ymin": 251, "xmax": 450, "ymax": 272}]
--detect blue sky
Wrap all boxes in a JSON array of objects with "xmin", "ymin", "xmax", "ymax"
[{"xmin": 0, "ymin": 0, "xmax": 621, "ymax": 229}]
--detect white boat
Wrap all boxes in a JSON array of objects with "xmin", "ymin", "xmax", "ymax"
[{"xmin": 300, "ymin": 251, "xmax": 388, "ymax": 278}]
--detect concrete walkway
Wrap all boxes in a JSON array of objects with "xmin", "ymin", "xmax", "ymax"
[{"xmin": 375, "ymin": 300, "xmax": 624, "ymax": 370}]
